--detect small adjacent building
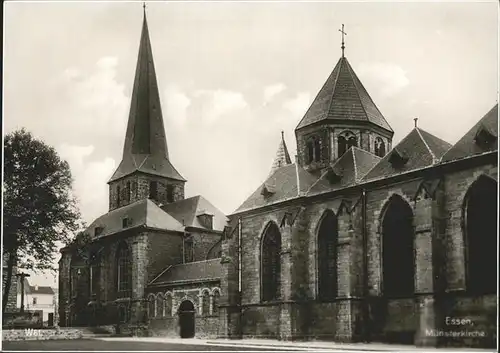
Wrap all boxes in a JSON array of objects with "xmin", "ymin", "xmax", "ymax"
[{"xmin": 17, "ymin": 278, "xmax": 57, "ymax": 325}]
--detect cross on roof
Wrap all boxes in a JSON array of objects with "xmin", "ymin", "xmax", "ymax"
[{"xmin": 339, "ymin": 24, "xmax": 347, "ymax": 57}]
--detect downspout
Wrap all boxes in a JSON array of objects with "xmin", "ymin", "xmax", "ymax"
[
  {"xmin": 295, "ymin": 155, "xmax": 301, "ymax": 196},
  {"xmin": 362, "ymin": 188, "xmax": 370, "ymax": 342},
  {"xmin": 237, "ymin": 217, "xmax": 243, "ymax": 338}
]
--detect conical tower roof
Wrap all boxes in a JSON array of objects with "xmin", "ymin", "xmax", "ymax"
[
  {"xmin": 296, "ymin": 56, "xmax": 393, "ymax": 133},
  {"xmin": 109, "ymin": 10, "xmax": 185, "ymax": 183},
  {"xmin": 269, "ymin": 131, "xmax": 292, "ymax": 176}
]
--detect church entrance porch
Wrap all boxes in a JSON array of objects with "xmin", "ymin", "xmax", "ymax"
[{"xmin": 178, "ymin": 300, "xmax": 195, "ymax": 338}]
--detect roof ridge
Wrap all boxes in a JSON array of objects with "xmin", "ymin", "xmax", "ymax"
[
  {"xmin": 344, "ymin": 58, "xmax": 370, "ymax": 124},
  {"xmin": 296, "ymin": 59, "xmax": 343, "ymax": 130},
  {"xmin": 415, "ymin": 127, "xmax": 437, "ymax": 163},
  {"xmin": 324, "ymin": 57, "xmax": 345, "ymax": 120},
  {"xmin": 347, "ymin": 60, "xmax": 390, "ymax": 130},
  {"xmin": 351, "ymin": 147, "xmax": 359, "ymax": 181}
]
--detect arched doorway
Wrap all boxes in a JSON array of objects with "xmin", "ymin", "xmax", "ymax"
[{"xmin": 178, "ymin": 300, "xmax": 195, "ymax": 338}]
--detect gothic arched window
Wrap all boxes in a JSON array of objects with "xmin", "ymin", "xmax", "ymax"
[
  {"xmin": 374, "ymin": 137, "xmax": 386, "ymax": 157},
  {"xmin": 212, "ymin": 289, "xmax": 221, "ymax": 316},
  {"xmin": 116, "ymin": 185, "xmax": 121, "ymax": 207},
  {"xmin": 306, "ymin": 140, "xmax": 314, "ymax": 164},
  {"xmin": 201, "ymin": 290, "xmax": 210, "ymax": 316},
  {"xmin": 314, "ymin": 138, "xmax": 321, "ymax": 162},
  {"xmin": 156, "ymin": 293, "xmax": 164, "ymax": 317},
  {"xmin": 382, "ymin": 195, "xmax": 414, "ymax": 298},
  {"xmin": 338, "ymin": 131, "xmax": 357, "ymax": 157},
  {"xmin": 89, "ymin": 252, "xmax": 101, "ymax": 298},
  {"xmin": 70, "ymin": 254, "xmax": 84, "ymax": 298},
  {"xmin": 148, "ymin": 294, "xmax": 156, "ymax": 318},
  {"xmin": 463, "ymin": 175, "xmax": 497, "ymax": 294},
  {"xmin": 317, "ymin": 210, "xmax": 338, "ymax": 301},
  {"xmin": 165, "ymin": 293, "xmax": 173, "ymax": 317},
  {"xmin": 116, "ymin": 242, "xmax": 132, "ymax": 298},
  {"xmin": 261, "ymin": 222, "xmax": 282, "ymax": 302},
  {"xmin": 126, "ymin": 181, "xmax": 131, "ymax": 203}
]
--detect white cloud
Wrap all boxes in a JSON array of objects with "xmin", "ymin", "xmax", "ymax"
[
  {"xmin": 263, "ymin": 83, "xmax": 287, "ymax": 103},
  {"xmin": 163, "ymin": 85, "xmax": 191, "ymax": 127},
  {"xmin": 59, "ymin": 143, "xmax": 116, "ymax": 225},
  {"xmin": 283, "ymin": 92, "xmax": 311, "ymax": 117},
  {"xmin": 357, "ymin": 62, "xmax": 410, "ymax": 98},
  {"xmin": 195, "ymin": 89, "xmax": 248, "ymax": 124}
]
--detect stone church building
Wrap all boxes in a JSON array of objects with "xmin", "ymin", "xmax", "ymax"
[{"xmin": 59, "ymin": 11, "xmax": 497, "ymax": 348}]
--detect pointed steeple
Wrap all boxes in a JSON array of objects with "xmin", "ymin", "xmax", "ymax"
[
  {"xmin": 269, "ymin": 131, "xmax": 292, "ymax": 176},
  {"xmin": 109, "ymin": 10, "xmax": 185, "ymax": 183},
  {"xmin": 295, "ymin": 56, "xmax": 393, "ymax": 133}
]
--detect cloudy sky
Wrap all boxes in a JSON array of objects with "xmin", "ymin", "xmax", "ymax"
[{"xmin": 3, "ymin": 1, "xmax": 498, "ymax": 286}]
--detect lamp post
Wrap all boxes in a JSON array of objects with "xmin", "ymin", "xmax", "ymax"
[{"xmin": 16, "ymin": 272, "xmax": 30, "ymax": 313}]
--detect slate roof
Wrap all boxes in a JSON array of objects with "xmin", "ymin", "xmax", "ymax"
[
  {"xmin": 30, "ymin": 285, "xmax": 55, "ymax": 295},
  {"xmin": 296, "ymin": 56, "xmax": 392, "ymax": 132},
  {"xmin": 161, "ymin": 196, "xmax": 229, "ymax": 232},
  {"xmin": 109, "ymin": 12, "xmax": 185, "ymax": 182},
  {"xmin": 307, "ymin": 147, "xmax": 381, "ymax": 195},
  {"xmin": 150, "ymin": 259, "xmax": 222, "ymax": 285},
  {"xmin": 441, "ymin": 104, "xmax": 498, "ymax": 162},
  {"xmin": 362, "ymin": 127, "xmax": 452, "ymax": 182},
  {"xmin": 88, "ymin": 198, "xmax": 184, "ymax": 239},
  {"xmin": 233, "ymin": 164, "xmax": 318, "ymax": 214}
]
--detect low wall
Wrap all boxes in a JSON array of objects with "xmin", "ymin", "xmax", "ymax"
[{"xmin": 2, "ymin": 328, "xmax": 83, "ymax": 342}]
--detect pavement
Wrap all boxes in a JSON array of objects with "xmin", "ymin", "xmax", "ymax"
[{"xmin": 3, "ymin": 337, "xmax": 496, "ymax": 352}]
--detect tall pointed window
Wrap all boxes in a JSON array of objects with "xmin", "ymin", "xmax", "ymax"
[
  {"xmin": 156, "ymin": 293, "xmax": 164, "ymax": 317},
  {"xmin": 261, "ymin": 222, "xmax": 281, "ymax": 302},
  {"xmin": 212, "ymin": 288, "xmax": 221, "ymax": 316},
  {"xmin": 306, "ymin": 140, "xmax": 314, "ymax": 164},
  {"xmin": 463, "ymin": 175, "xmax": 497, "ymax": 294},
  {"xmin": 184, "ymin": 237, "xmax": 194, "ymax": 263},
  {"xmin": 374, "ymin": 137, "xmax": 386, "ymax": 157},
  {"xmin": 382, "ymin": 195, "xmax": 414, "ymax": 298},
  {"xmin": 314, "ymin": 138, "xmax": 321, "ymax": 162},
  {"xmin": 148, "ymin": 294, "xmax": 156, "ymax": 318},
  {"xmin": 201, "ymin": 289, "xmax": 210, "ymax": 316},
  {"xmin": 166, "ymin": 184, "xmax": 174, "ymax": 203},
  {"xmin": 116, "ymin": 242, "xmax": 132, "ymax": 298},
  {"xmin": 317, "ymin": 210, "xmax": 338, "ymax": 301},
  {"xmin": 116, "ymin": 186, "xmax": 121, "ymax": 207},
  {"xmin": 149, "ymin": 181, "xmax": 158, "ymax": 200},
  {"xmin": 165, "ymin": 293, "xmax": 173, "ymax": 317},
  {"xmin": 126, "ymin": 181, "xmax": 131, "ymax": 203}
]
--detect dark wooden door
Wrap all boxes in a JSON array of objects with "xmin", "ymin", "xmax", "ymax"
[{"xmin": 178, "ymin": 301, "xmax": 195, "ymax": 338}]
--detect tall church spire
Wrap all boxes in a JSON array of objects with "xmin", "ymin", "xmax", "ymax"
[
  {"xmin": 109, "ymin": 9, "xmax": 185, "ymax": 183},
  {"xmin": 269, "ymin": 131, "xmax": 292, "ymax": 176}
]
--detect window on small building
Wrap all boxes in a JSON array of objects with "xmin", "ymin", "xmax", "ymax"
[
  {"xmin": 94, "ymin": 227, "xmax": 103, "ymax": 237},
  {"xmin": 116, "ymin": 242, "xmax": 132, "ymax": 298},
  {"xmin": 122, "ymin": 217, "xmax": 131, "ymax": 228},
  {"xmin": 261, "ymin": 222, "xmax": 281, "ymax": 302},
  {"xmin": 184, "ymin": 237, "xmax": 194, "ymax": 263},
  {"xmin": 149, "ymin": 181, "xmax": 158, "ymax": 200},
  {"xmin": 306, "ymin": 140, "xmax": 314, "ymax": 164},
  {"xmin": 197, "ymin": 214, "xmax": 214, "ymax": 230},
  {"xmin": 32, "ymin": 297, "xmax": 37, "ymax": 305},
  {"xmin": 317, "ymin": 210, "xmax": 338, "ymax": 301},
  {"xmin": 374, "ymin": 137, "xmax": 386, "ymax": 157},
  {"xmin": 166, "ymin": 184, "xmax": 174, "ymax": 203}
]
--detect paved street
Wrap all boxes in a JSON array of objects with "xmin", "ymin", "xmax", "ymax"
[{"xmin": 2, "ymin": 339, "xmax": 290, "ymax": 351}]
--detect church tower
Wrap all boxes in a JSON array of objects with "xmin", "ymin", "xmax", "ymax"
[
  {"xmin": 295, "ymin": 25, "xmax": 394, "ymax": 175},
  {"xmin": 108, "ymin": 9, "xmax": 186, "ymax": 211}
]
